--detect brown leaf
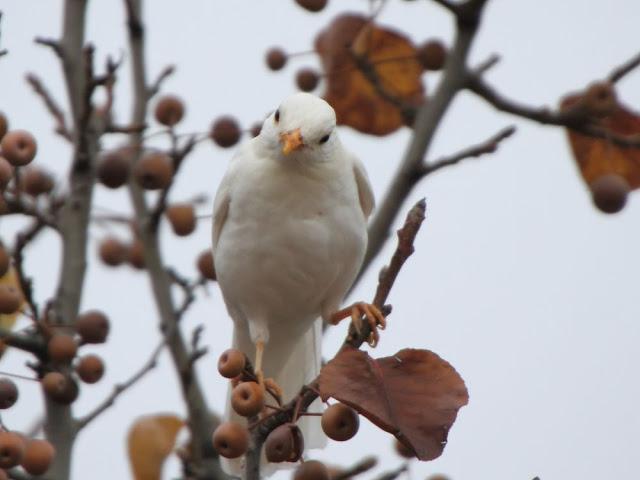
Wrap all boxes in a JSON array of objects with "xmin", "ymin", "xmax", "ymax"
[
  {"xmin": 318, "ymin": 347, "xmax": 468, "ymax": 461},
  {"xmin": 562, "ymin": 87, "xmax": 640, "ymax": 189},
  {"xmin": 314, "ymin": 14, "xmax": 425, "ymax": 136},
  {"xmin": 127, "ymin": 414, "xmax": 184, "ymax": 480}
]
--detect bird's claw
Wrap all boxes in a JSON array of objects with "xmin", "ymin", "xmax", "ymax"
[{"xmin": 331, "ymin": 301, "xmax": 386, "ymax": 347}]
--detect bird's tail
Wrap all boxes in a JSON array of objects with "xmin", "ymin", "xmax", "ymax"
[{"xmin": 221, "ymin": 319, "xmax": 326, "ymax": 477}]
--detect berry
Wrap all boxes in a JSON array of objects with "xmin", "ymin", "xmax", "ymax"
[
  {"xmin": 296, "ymin": 68, "xmax": 320, "ymax": 92},
  {"xmin": 266, "ymin": 48, "xmax": 288, "ymax": 71},
  {"xmin": 294, "ymin": 460, "xmax": 330, "ymax": 480},
  {"xmin": 98, "ymin": 237, "xmax": 128, "ymax": 267},
  {"xmin": 0, "ymin": 285, "xmax": 21, "ymax": 315},
  {"xmin": 0, "ymin": 244, "xmax": 9, "ymax": 277},
  {"xmin": 0, "ymin": 432, "xmax": 24, "ymax": 469},
  {"xmin": 418, "ymin": 40, "xmax": 447, "ymax": 71},
  {"xmin": 0, "ymin": 157, "xmax": 12, "ymax": 189},
  {"xmin": 41, "ymin": 372, "xmax": 66, "ymax": 399},
  {"xmin": 97, "ymin": 149, "xmax": 130, "ymax": 189},
  {"xmin": 166, "ymin": 203, "xmax": 196, "ymax": 236},
  {"xmin": 0, "ymin": 113, "xmax": 7, "ymax": 141},
  {"xmin": 427, "ymin": 475, "xmax": 451, "ymax": 480},
  {"xmin": 582, "ymin": 82, "xmax": 617, "ymax": 118},
  {"xmin": 21, "ymin": 439, "xmax": 55, "ymax": 475},
  {"xmin": 47, "ymin": 335, "xmax": 77, "ymax": 364},
  {"xmin": 196, "ymin": 250, "xmax": 216, "ymax": 281},
  {"xmin": 154, "ymin": 95, "xmax": 185, "ymax": 126},
  {"xmin": 295, "ymin": 0, "xmax": 328, "ymax": 13},
  {"xmin": 76, "ymin": 354, "xmax": 105, "ymax": 384},
  {"xmin": 218, "ymin": 349, "xmax": 246, "ymax": 378},
  {"xmin": 210, "ymin": 116, "xmax": 241, "ymax": 148},
  {"xmin": 590, "ymin": 173, "xmax": 629, "ymax": 214},
  {"xmin": 42, "ymin": 373, "xmax": 78, "ymax": 405},
  {"xmin": 0, "ymin": 130, "xmax": 37, "ymax": 166},
  {"xmin": 212, "ymin": 422, "xmax": 249, "ymax": 459},
  {"xmin": 76, "ymin": 310, "xmax": 110, "ymax": 344},
  {"xmin": 250, "ymin": 122, "xmax": 262, "ymax": 138},
  {"xmin": 0, "ymin": 379, "xmax": 18, "ymax": 409},
  {"xmin": 134, "ymin": 152, "xmax": 173, "ymax": 190},
  {"xmin": 231, "ymin": 381, "xmax": 265, "ymax": 417},
  {"xmin": 20, "ymin": 167, "xmax": 54, "ymax": 196},
  {"xmin": 265, "ymin": 424, "xmax": 304, "ymax": 463},
  {"xmin": 394, "ymin": 438, "xmax": 415, "ymax": 458},
  {"xmin": 265, "ymin": 424, "xmax": 295, "ymax": 463},
  {"xmin": 321, "ymin": 403, "xmax": 359, "ymax": 441}
]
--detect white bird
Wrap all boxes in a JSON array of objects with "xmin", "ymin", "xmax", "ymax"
[{"xmin": 212, "ymin": 92, "xmax": 383, "ymax": 476}]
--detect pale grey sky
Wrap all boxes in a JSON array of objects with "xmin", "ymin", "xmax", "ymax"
[{"xmin": 1, "ymin": 1, "xmax": 639, "ymax": 479}]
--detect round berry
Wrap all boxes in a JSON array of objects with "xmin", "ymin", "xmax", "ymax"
[
  {"xmin": 265, "ymin": 424, "xmax": 295, "ymax": 463},
  {"xmin": 134, "ymin": 152, "xmax": 173, "ymax": 190},
  {"xmin": 0, "ymin": 285, "xmax": 21, "ymax": 315},
  {"xmin": 296, "ymin": 68, "xmax": 320, "ymax": 92},
  {"xmin": 20, "ymin": 167, "xmax": 54, "ymax": 196},
  {"xmin": 0, "ymin": 432, "xmax": 24, "ymax": 469},
  {"xmin": 166, "ymin": 203, "xmax": 197, "ymax": 236},
  {"xmin": 212, "ymin": 422, "xmax": 249, "ymax": 459},
  {"xmin": 76, "ymin": 354, "xmax": 105, "ymax": 384},
  {"xmin": 210, "ymin": 116, "xmax": 241, "ymax": 148},
  {"xmin": 321, "ymin": 403, "xmax": 359, "ymax": 441},
  {"xmin": 294, "ymin": 460, "xmax": 330, "ymax": 480},
  {"xmin": 47, "ymin": 335, "xmax": 77, "ymax": 364},
  {"xmin": 418, "ymin": 40, "xmax": 447, "ymax": 71},
  {"xmin": 21, "ymin": 439, "xmax": 55, "ymax": 475},
  {"xmin": 218, "ymin": 349, "xmax": 246, "ymax": 378},
  {"xmin": 97, "ymin": 149, "xmax": 130, "ymax": 189},
  {"xmin": 76, "ymin": 310, "xmax": 110, "ymax": 344},
  {"xmin": 590, "ymin": 173, "xmax": 629, "ymax": 214},
  {"xmin": 196, "ymin": 250, "xmax": 216, "ymax": 281},
  {"xmin": 154, "ymin": 95, "xmax": 185, "ymax": 126},
  {"xmin": 231, "ymin": 381, "xmax": 265, "ymax": 417},
  {"xmin": 0, "ymin": 379, "xmax": 18, "ymax": 409},
  {"xmin": 266, "ymin": 48, "xmax": 288, "ymax": 71},
  {"xmin": 1, "ymin": 130, "xmax": 37, "ymax": 166},
  {"xmin": 295, "ymin": 0, "xmax": 328, "ymax": 13},
  {"xmin": 98, "ymin": 237, "xmax": 128, "ymax": 267}
]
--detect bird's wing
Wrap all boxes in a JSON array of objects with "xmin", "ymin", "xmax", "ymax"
[
  {"xmin": 211, "ymin": 146, "xmax": 247, "ymax": 251},
  {"xmin": 351, "ymin": 154, "xmax": 375, "ymax": 218}
]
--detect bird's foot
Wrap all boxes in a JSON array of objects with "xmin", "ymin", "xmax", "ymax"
[{"xmin": 329, "ymin": 301, "xmax": 386, "ymax": 347}]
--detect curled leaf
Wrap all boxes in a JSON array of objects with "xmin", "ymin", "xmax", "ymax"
[
  {"xmin": 127, "ymin": 414, "xmax": 184, "ymax": 480},
  {"xmin": 315, "ymin": 14, "xmax": 425, "ymax": 136},
  {"xmin": 319, "ymin": 347, "xmax": 468, "ymax": 461}
]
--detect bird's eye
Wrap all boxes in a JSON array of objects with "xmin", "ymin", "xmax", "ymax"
[
  {"xmin": 274, "ymin": 110, "xmax": 280, "ymax": 123},
  {"xmin": 319, "ymin": 133, "xmax": 330, "ymax": 144}
]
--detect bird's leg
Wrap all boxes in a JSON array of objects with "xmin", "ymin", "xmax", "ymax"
[
  {"xmin": 254, "ymin": 339, "xmax": 265, "ymax": 387},
  {"xmin": 329, "ymin": 302, "xmax": 387, "ymax": 347}
]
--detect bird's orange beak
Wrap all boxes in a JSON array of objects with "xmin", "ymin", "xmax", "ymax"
[{"xmin": 280, "ymin": 128, "xmax": 304, "ymax": 155}]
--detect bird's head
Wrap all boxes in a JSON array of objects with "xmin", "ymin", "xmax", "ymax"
[{"xmin": 259, "ymin": 93, "xmax": 339, "ymax": 162}]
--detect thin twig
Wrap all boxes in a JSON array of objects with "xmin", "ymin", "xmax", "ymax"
[
  {"xmin": 608, "ymin": 50, "xmax": 640, "ymax": 83},
  {"xmin": 147, "ymin": 64, "xmax": 176, "ymax": 99},
  {"xmin": 25, "ymin": 73, "xmax": 72, "ymax": 141},
  {"xmin": 0, "ymin": 328, "xmax": 44, "ymax": 356},
  {"xmin": 419, "ymin": 125, "xmax": 516, "ymax": 176},
  {"xmin": 76, "ymin": 338, "xmax": 166, "ymax": 431},
  {"xmin": 34, "ymin": 37, "xmax": 63, "ymax": 58},
  {"xmin": 372, "ymin": 463, "xmax": 409, "ymax": 480},
  {"xmin": 0, "ymin": 12, "xmax": 8, "ymax": 58},
  {"xmin": 13, "ymin": 220, "xmax": 48, "ymax": 320},
  {"xmin": 332, "ymin": 456, "xmax": 378, "ymax": 480}
]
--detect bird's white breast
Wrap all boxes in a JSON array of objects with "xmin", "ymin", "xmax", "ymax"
[{"xmin": 214, "ymin": 141, "xmax": 367, "ymax": 342}]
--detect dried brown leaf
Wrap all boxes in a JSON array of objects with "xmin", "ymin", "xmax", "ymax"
[
  {"xmin": 319, "ymin": 347, "xmax": 468, "ymax": 461},
  {"xmin": 315, "ymin": 14, "xmax": 425, "ymax": 136}
]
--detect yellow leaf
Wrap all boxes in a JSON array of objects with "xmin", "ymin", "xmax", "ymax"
[{"xmin": 127, "ymin": 414, "xmax": 184, "ymax": 480}]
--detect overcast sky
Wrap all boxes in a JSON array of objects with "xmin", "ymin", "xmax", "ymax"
[{"xmin": 1, "ymin": 1, "xmax": 640, "ymax": 480}]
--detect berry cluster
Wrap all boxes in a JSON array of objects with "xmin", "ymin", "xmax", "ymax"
[{"xmin": 211, "ymin": 348, "xmax": 360, "ymax": 478}]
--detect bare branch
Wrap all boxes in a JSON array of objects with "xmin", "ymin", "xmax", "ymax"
[
  {"xmin": 0, "ymin": 327, "xmax": 44, "ymax": 356},
  {"xmin": 332, "ymin": 456, "xmax": 378, "ymax": 480},
  {"xmin": 372, "ymin": 463, "xmax": 409, "ymax": 480},
  {"xmin": 34, "ymin": 37, "xmax": 63, "ymax": 58},
  {"xmin": 430, "ymin": 0, "xmax": 459, "ymax": 15},
  {"xmin": 25, "ymin": 73, "xmax": 72, "ymax": 141},
  {"xmin": 608, "ymin": 50, "xmax": 640, "ymax": 83},
  {"xmin": 467, "ymin": 74, "xmax": 640, "ymax": 148},
  {"xmin": 419, "ymin": 125, "xmax": 516, "ymax": 176},
  {"xmin": 76, "ymin": 339, "xmax": 166, "ymax": 431},
  {"xmin": 358, "ymin": 0, "xmax": 490, "ymax": 283},
  {"xmin": 148, "ymin": 64, "xmax": 176, "ymax": 99},
  {"xmin": 0, "ymin": 12, "xmax": 8, "ymax": 57},
  {"xmin": 123, "ymin": 1, "xmax": 225, "ymax": 478}
]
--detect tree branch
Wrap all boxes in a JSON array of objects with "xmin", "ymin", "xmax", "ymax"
[
  {"xmin": 357, "ymin": 0, "xmax": 490, "ymax": 284},
  {"xmin": 25, "ymin": 73, "xmax": 72, "ymax": 141},
  {"xmin": 245, "ymin": 200, "xmax": 427, "ymax": 479},
  {"xmin": 466, "ymin": 50, "xmax": 640, "ymax": 149},
  {"xmin": 332, "ymin": 456, "xmax": 378, "ymax": 480},
  {"xmin": 123, "ymin": 2, "xmax": 226, "ymax": 478},
  {"xmin": 419, "ymin": 125, "xmax": 516, "ymax": 176},
  {"xmin": 0, "ymin": 328, "xmax": 44, "ymax": 356},
  {"xmin": 76, "ymin": 338, "xmax": 166, "ymax": 431}
]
